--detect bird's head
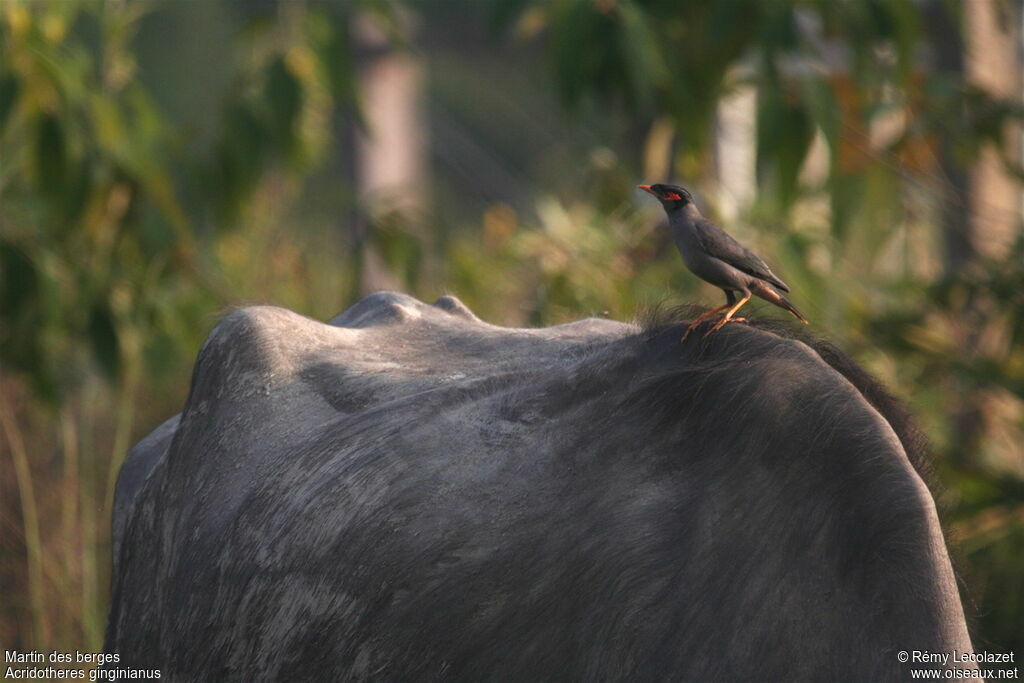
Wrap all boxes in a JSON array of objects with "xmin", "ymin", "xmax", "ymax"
[{"xmin": 637, "ymin": 183, "xmax": 694, "ymax": 210}]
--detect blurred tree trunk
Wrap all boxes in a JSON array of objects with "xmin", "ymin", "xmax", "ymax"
[
  {"xmin": 715, "ymin": 79, "xmax": 757, "ymax": 222},
  {"xmin": 925, "ymin": 0, "xmax": 1022, "ymax": 466},
  {"xmin": 924, "ymin": 0, "xmax": 972, "ymax": 273},
  {"xmin": 352, "ymin": 10, "xmax": 426, "ymax": 295},
  {"xmin": 959, "ymin": 0, "xmax": 1022, "ymax": 467},
  {"xmin": 927, "ymin": 0, "xmax": 1021, "ymax": 272},
  {"xmin": 964, "ymin": 0, "xmax": 1021, "ymax": 264}
]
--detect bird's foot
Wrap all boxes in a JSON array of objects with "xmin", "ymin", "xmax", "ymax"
[
  {"xmin": 682, "ymin": 316, "xmax": 746, "ymax": 341},
  {"xmin": 682, "ymin": 306, "xmax": 731, "ymax": 340},
  {"xmin": 701, "ymin": 317, "xmax": 748, "ymax": 338}
]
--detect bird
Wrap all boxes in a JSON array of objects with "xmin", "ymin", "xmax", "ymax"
[{"xmin": 638, "ymin": 183, "xmax": 808, "ymax": 339}]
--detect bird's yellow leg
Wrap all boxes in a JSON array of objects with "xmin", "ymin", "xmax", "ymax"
[
  {"xmin": 683, "ymin": 304, "xmax": 732, "ymax": 340},
  {"xmin": 704, "ymin": 292, "xmax": 752, "ymax": 337}
]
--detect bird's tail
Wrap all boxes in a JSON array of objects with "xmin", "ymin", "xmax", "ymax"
[{"xmin": 752, "ymin": 281, "xmax": 809, "ymax": 324}]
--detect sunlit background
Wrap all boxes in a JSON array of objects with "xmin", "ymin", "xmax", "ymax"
[{"xmin": 1, "ymin": 0, "xmax": 1022, "ymax": 658}]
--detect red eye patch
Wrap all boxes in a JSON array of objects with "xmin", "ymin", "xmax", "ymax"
[{"xmin": 664, "ymin": 192, "xmax": 683, "ymax": 200}]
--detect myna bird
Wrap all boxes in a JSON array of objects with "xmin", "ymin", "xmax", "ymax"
[{"xmin": 638, "ymin": 183, "xmax": 808, "ymax": 338}]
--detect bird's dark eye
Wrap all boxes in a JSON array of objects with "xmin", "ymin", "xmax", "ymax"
[{"xmin": 664, "ymin": 192, "xmax": 683, "ymax": 201}]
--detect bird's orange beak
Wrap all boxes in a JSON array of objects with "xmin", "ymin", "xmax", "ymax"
[{"xmin": 637, "ymin": 185, "xmax": 656, "ymax": 196}]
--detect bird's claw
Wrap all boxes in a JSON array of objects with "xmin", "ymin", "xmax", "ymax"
[
  {"xmin": 682, "ymin": 317, "xmax": 747, "ymax": 341},
  {"xmin": 701, "ymin": 317, "xmax": 748, "ymax": 339},
  {"xmin": 682, "ymin": 307, "xmax": 730, "ymax": 341}
]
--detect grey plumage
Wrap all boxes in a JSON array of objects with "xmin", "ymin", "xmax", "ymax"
[
  {"xmin": 639, "ymin": 183, "xmax": 808, "ymax": 337},
  {"xmin": 690, "ymin": 217, "xmax": 790, "ymax": 292}
]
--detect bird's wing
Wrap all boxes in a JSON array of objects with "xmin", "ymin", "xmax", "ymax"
[{"xmin": 693, "ymin": 218, "xmax": 790, "ymax": 292}]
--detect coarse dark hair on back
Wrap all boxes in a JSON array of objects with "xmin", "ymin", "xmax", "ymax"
[
  {"xmin": 106, "ymin": 296, "xmax": 977, "ymax": 679},
  {"xmin": 633, "ymin": 303, "xmax": 980, "ymax": 628},
  {"xmin": 636, "ymin": 302, "xmax": 933, "ymax": 484}
]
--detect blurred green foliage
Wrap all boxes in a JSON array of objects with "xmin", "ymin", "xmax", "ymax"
[
  {"xmin": 0, "ymin": 0, "xmax": 1021, "ymax": 661},
  {"xmin": 0, "ymin": 0, "xmax": 380, "ymax": 401}
]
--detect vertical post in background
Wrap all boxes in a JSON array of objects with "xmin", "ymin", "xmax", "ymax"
[
  {"xmin": 353, "ymin": 10, "xmax": 426, "ymax": 295},
  {"xmin": 923, "ymin": 0, "xmax": 971, "ymax": 274},
  {"xmin": 964, "ymin": 0, "xmax": 1022, "ymax": 263},
  {"xmin": 714, "ymin": 80, "xmax": 757, "ymax": 223},
  {"xmin": 924, "ymin": 0, "xmax": 1023, "ymax": 466}
]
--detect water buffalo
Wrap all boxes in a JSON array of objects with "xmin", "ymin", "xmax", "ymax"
[{"xmin": 105, "ymin": 292, "xmax": 975, "ymax": 680}]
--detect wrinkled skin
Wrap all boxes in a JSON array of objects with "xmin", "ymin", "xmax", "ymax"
[{"xmin": 105, "ymin": 292, "xmax": 975, "ymax": 681}]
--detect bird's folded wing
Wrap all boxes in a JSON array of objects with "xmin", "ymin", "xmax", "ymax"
[{"xmin": 693, "ymin": 218, "xmax": 790, "ymax": 292}]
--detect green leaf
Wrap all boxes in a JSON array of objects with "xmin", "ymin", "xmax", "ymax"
[
  {"xmin": 488, "ymin": 0, "xmax": 534, "ymax": 34},
  {"xmin": 616, "ymin": 2, "xmax": 665, "ymax": 112},
  {"xmin": 213, "ymin": 102, "xmax": 267, "ymax": 222},
  {"xmin": 0, "ymin": 238, "xmax": 37, "ymax": 319},
  {"xmin": 757, "ymin": 71, "xmax": 814, "ymax": 208},
  {"xmin": 137, "ymin": 198, "xmax": 176, "ymax": 257},
  {"xmin": 264, "ymin": 56, "xmax": 302, "ymax": 158},
  {"xmin": 0, "ymin": 239, "xmax": 55, "ymax": 401},
  {"xmin": 0, "ymin": 73, "xmax": 18, "ymax": 133},
  {"xmin": 34, "ymin": 113, "xmax": 67, "ymax": 196},
  {"xmin": 88, "ymin": 302, "xmax": 121, "ymax": 380}
]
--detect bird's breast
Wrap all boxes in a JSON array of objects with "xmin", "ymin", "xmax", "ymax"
[{"xmin": 671, "ymin": 228, "xmax": 704, "ymax": 271}]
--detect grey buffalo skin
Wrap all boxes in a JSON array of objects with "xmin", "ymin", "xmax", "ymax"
[{"xmin": 104, "ymin": 292, "xmax": 975, "ymax": 681}]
